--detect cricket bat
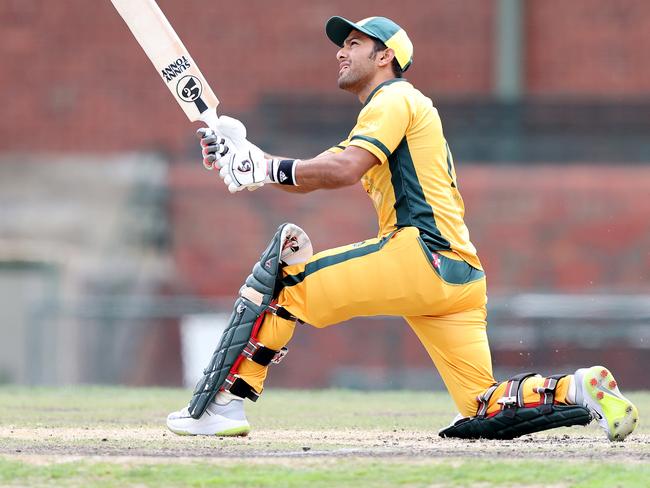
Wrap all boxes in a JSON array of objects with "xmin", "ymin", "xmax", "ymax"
[{"xmin": 110, "ymin": 0, "xmax": 220, "ymax": 131}]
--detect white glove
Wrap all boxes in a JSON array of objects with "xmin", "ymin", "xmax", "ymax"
[
  {"xmin": 198, "ymin": 116, "xmax": 269, "ymax": 193},
  {"xmin": 198, "ymin": 116, "xmax": 300, "ymax": 193}
]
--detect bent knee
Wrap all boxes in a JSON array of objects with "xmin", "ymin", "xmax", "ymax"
[{"xmin": 303, "ymin": 314, "xmax": 338, "ymax": 329}]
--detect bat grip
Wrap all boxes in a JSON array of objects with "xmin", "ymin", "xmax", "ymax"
[{"xmin": 199, "ymin": 108, "xmax": 220, "ymax": 170}]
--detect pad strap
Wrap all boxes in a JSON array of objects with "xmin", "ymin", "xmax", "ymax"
[
  {"xmin": 242, "ymin": 340, "xmax": 288, "ymax": 366},
  {"xmin": 219, "ymin": 305, "xmax": 293, "ymax": 399},
  {"xmin": 476, "ymin": 383, "xmax": 500, "ymax": 418},
  {"xmin": 534, "ymin": 374, "xmax": 566, "ymax": 414},
  {"xmin": 237, "ymin": 303, "xmax": 293, "ymax": 367},
  {"xmin": 496, "ymin": 372, "xmax": 539, "ymax": 418},
  {"xmin": 224, "ymin": 374, "xmax": 260, "ymax": 402},
  {"xmin": 269, "ymin": 303, "xmax": 299, "ymax": 322}
]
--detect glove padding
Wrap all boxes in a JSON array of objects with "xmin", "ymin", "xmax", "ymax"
[
  {"xmin": 198, "ymin": 116, "xmax": 269, "ymax": 193},
  {"xmin": 199, "ymin": 129, "xmax": 229, "ymax": 171}
]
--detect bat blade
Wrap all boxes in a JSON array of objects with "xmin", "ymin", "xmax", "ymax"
[{"xmin": 110, "ymin": 0, "xmax": 219, "ymax": 128}]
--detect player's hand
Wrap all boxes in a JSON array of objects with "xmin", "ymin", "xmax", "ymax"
[
  {"xmin": 218, "ymin": 145, "xmax": 271, "ymax": 193},
  {"xmin": 197, "ymin": 116, "xmax": 269, "ymax": 193},
  {"xmin": 198, "ymin": 128, "xmax": 229, "ymax": 171},
  {"xmin": 197, "ymin": 116, "xmax": 252, "ymax": 170}
]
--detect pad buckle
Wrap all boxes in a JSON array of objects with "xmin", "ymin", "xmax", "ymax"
[
  {"xmin": 497, "ymin": 395, "xmax": 517, "ymax": 407},
  {"xmin": 272, "ymin": 347, "xmax": 288, "ymax": 364},
  {"xmin": 242, "ymin": 340, "xmax": 263, "ymax": 361},
  {"xmin": 268, "ymin": 303, "xmax": 298, "ymax": 321},
  {"xmin": 534, "ymin": 376, "xmax": 561, "ymax": 414},
  {"xmin": 242, "ymin": 340, "xmax": 289, "ymax": 366}
]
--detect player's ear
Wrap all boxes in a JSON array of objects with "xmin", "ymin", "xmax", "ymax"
[{"xmin": 379, "ymin": 48, "xmax": 396, "ymax": 68}]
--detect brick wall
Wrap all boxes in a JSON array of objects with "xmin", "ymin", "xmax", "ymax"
[
  {"xmin": 526, "ymin": 0, "xmax": 650, "ymax": 95},
  {"xmin": 3, "ymin": 0, "xmax": 649, "ymax": 156},
  {"xmin": 461, "ymin": 165, "xmax": 650, "ymax": 292},
  {"xmin": 169, "ymin": 164, "xmax": 650, "ymax": 295},
  {"xmin": 0, "ymin": 0, "xmax": 494, "ymax": 155}
]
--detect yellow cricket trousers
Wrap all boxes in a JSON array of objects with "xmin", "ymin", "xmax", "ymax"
[{"xmin": 238, "ymin": 226, "xmax": 571, "ymax": 417}]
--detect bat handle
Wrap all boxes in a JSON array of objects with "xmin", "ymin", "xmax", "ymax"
[{"xmin": 199, "ymin": 107, "xmax": 220, "ymax": 170}]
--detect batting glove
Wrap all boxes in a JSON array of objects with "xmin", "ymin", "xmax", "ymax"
[
  {"xmin": 198, "ymin": 116, "xmax": 299, "ymax": 193},
  {"xmin": 198, "ymin": 116, "xmax": 267, "ymax": 192}
]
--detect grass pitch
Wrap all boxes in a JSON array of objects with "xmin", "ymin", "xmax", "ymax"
[{"xmin": 0, "ymin": 387, "xmax": 647, "ymax": 487}]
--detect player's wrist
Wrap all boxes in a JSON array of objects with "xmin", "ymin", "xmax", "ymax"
[{"xmin": 267, "ymin": 159, "xmax": 300, "ymax": 186}]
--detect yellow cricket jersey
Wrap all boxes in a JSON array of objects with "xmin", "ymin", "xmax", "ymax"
[{"xmin": 329, "ymin": 78, "xmax": 482, "ymax": 271}]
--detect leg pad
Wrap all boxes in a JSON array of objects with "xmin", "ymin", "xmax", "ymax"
[
  {"xmin": 439, "ymin": 405, "xmax": 592, "ymax": 440},
  {"xmin": 187, "ymin": 223, "xmax": 300, "ymax": 419},
  {"xmin": 440, "ymin": 372, "xmax": 593, "ymax": 440}
]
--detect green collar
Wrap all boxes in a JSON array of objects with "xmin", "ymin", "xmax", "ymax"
[{"xmin": 363, "ymin": 78, "xmax": 407, "ymax": 107}]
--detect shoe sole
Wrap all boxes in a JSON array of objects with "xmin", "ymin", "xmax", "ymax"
[
  {"xmin": 582, "ymin": 366, "xmax": 639, "ymax": 441},
  {"xmin": 167, "ymin": 424, "xmax": 251, "ymax": 437}
]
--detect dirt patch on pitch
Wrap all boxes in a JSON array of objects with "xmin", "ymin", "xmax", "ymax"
[{"xmin": 1, "ymin": 425, "xmax": 648, "ymax": 462}]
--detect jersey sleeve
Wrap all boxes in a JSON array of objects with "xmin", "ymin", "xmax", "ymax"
[
  {"xmin": 348, "ymin": 89, "xmax": 411, "ymax": 164},
  {"xmin": 326, "ymin": 139, "xmax": 350, "ymax": 154}
]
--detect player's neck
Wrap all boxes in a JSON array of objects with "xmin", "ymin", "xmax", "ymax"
[{"xmin": 355, "ymin": 72, "xmax": 397, "ymax": 104}]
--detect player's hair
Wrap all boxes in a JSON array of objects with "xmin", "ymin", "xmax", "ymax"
[{"xmin": 370, "ymin": 38, "xmax": 403, "ymax": 78}]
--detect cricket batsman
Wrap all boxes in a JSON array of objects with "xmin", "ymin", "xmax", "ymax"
[{"xmin": 167, "ymin": 16, "xmax": 639, "ymax": 441}]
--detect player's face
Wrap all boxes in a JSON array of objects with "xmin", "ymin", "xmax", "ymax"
[{"xmin": 336, "ymin": 31, "xmax": 378, "ymax": 92}]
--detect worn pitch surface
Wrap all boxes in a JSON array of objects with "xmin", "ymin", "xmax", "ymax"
[
  {"xmin": 1, "ymin": 388, "xmax": 647, "ymax": 460},
  {"xmin": 0, "ymin": 387, "xmax": 647, "ymax": 485}
]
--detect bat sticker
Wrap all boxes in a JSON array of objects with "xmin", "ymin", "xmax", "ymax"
[{"xmin": 177, "ymin": 75, "xmax": 203, "ymax": 102}]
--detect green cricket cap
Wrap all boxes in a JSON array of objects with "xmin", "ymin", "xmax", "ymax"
[{"xmin": 325, "ymin": 16, "xmax": 413, "ymax": 72}]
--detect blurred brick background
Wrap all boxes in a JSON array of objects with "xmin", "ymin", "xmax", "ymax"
[
  {"xmin": 1, "ymin": 0, "xmax": 649, "ymax": 388},
  {"xmin": 526, "ymin": 1, "xmax": 650, "ymax": 95},
  {"xmin": 169, "ymin": 164, "xmax": 650, "ymax": 295},
  {"xmin": 2, "ymin": 0, "xmax": 649, "ymax": 155}
]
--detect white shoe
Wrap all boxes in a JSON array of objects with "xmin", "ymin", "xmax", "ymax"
[
  {"xmin": 574, "ymin": 365, "xmax": 639, "ymax": 441},
  {"xmin": 166, "ymin": 392, "xmax": 251, "ymax": 436}
]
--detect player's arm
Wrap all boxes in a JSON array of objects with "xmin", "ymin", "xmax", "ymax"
[
  {"xmin": 199, "ymin": 121, "xmax": 378, "ymax": 193},
  {"xmin": 259, "ymin": 151, "xmax": 320, "ymax": 194},
  {"xmin": 295, "ymin": 147, "xmax": 380, "ymax": 191},
  {"xmin": 261, "ymin": 91, "xmax": 409, "ymax": 193},
  {"xmin": 263, "ymin": 148, "xmax": 379, "ymax": 193}
]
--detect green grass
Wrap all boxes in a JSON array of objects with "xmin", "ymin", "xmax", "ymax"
[
  {"xmin": 0, "ymin": 387, "xmax": 451, "ymax": 429},
  {"xmin": 0, "ymin": 458, "xmax": 648, "ymax": 488},
  {"xmin": 0, "ymin": 387, "xmax": 647, "ymax": 487}
]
